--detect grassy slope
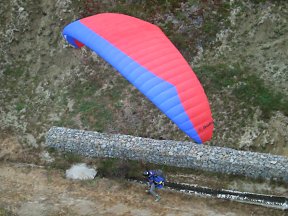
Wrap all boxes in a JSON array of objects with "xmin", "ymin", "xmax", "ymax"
[
  {"xmin": 0, "ymin": 2, "xmax": 287, "ymax": 213},
  {"xmin": 0, "ymin": 0, "xmax": 288, "ymax": 160}
]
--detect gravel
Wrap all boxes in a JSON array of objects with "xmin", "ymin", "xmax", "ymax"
[{"xmin": 46, "ymin": 127, "xmax": 288, "ymax": 182}]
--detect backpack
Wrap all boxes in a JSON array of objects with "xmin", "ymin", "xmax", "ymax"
[{"xmin": 153, "ymin": 175, "xmax": 165, "ymax": 189}]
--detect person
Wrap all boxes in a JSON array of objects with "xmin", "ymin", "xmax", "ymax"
[{"xmin": 143, "ymin": 170, "xmax": 165, "ymax": 202}]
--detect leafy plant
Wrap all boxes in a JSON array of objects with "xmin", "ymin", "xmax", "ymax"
[
  {"xmin": 233, "ymin": 74, "xmax": 288, "ymax": 118},
  {"xmin": 195, "ymin": 64, "xmax": 288, "ymax": 118},
  {"xmin": 50, "ymin": 152, "xmax": 82, "ymax": 170},
  {"xmin": 194, "ymin": 64, "xmax": 243, "ymax": 91},
  {"xmin": 15, "ymin": 102, "xmax": 25, "ymax": 112},
  {"xmin": 97, "ymin": 158, "xmax": 143, "ymax": 179},
  {"xmin": 3, "ymin": 66, "xmax": 24, "ymax": 77}
]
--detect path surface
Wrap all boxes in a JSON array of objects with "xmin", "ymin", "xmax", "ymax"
[{"xmin": 0, "ymin": 163, "xmax": 286, "ymax": 216}]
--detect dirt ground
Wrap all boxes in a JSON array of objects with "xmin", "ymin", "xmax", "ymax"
[
  {"xmin": 0, "ymin": 163, "xmax": 286, "ymax": 216},
  {"xmin": 1, "ymin": 1, "xmax": 288, "ymax": 215}
]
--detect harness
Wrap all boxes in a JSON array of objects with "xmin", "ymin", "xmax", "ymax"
[
  {"xmin": 148, "ymin": 171, "xmax": 165, "ymax": 189},
  {"xmin": 153, "ymin": 175, "xmax": 165, "ymax": 189}
]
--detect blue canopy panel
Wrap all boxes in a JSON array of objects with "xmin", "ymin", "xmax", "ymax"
[{"xmin": 63, "ymin": 21, "xmax": 202, "ymax": 143}]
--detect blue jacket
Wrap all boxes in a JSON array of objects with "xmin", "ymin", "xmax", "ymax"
[{"xmin": 147, "ymin": 170, "xmax": 165, "ymax": 189}]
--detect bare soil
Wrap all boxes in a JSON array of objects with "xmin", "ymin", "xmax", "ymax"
[
  {"xmin": 1, "ymin": 1, "xmax": 288, "ymax": 216},
  {"xmin": 0, "ymin": 162, "xmax": 286, "ymax": 216}
]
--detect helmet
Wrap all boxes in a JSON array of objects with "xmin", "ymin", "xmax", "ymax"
[{"xmin": 143, "ymin": 171, "xmax": 150, "ymax": 176}]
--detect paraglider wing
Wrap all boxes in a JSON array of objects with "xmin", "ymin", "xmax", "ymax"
[{"xmin": 62, "ymin": 13, "xmax": 214, "ymax": 143}]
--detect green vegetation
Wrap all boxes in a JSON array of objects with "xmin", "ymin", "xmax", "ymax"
[
  {"xmin": 57, "ymin": 62, "xmax": 150, "ymax": 133},
  {"xmin": 15, "ymin": 102, "xmax": 25, "ymax": 112},
  {"xmin": 97, "ymin": 158, "xmax": 143, "ymax": 179},
  {"xmin": 84, "ymin": 157, "xmax": 287, "ymax": 188},
  {"xmin": 95, "ymin": 157, "xmax": 240, "ymax": 184},
  {"xmin": 0, "ymin": 207, "xmax": 16, "ymax": 216},
  {"xmin": 233, "ymin": 74, "xmax": 288, "ymax": 118},
  {"xmin": 74, "ymin": 0, "xmax": 233, "ymax": 60},
  {"xmin": 1, "ymin": 0, "xmax": 287, "ymax": 158},
  {"xmin": 47, "ymin": 151, "xmax": 143, "ymax": 180},
  {"xmin": 44, "ymin": 147, "xmax": 288, "ymax": 190},
  {"xmin": 49, "ymin": 151, "xmax": 82, "ymax": 170},
  {"xmin": 202, "ymin": 2, "xmax": 231, "ymax": 39},
  {"xmin": 250, "ymin": 0, "xmax": 270, "ymax": 3},
  {"xmin": 195, "ymin": 64, "xmax": 288, "ymax": 118},
  {"xmin": 3, "ymin": 66, "xmax": 24, "ymax": 78},
  {"xmin": 195, "ymin": 64, "xmax": 241, "ymax": 91}
]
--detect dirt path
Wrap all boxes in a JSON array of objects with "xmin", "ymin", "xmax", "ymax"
[{"xmin": 0, "ymin": 163, "xmax": 285, "ymax": 216}]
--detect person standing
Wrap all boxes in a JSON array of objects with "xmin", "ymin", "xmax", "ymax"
[{"xmin": 143, "ymin": 170, "xmax": 165, "ymax": 202}]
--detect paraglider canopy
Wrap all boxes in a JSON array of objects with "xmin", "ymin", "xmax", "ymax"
[{"xmin": 63, "ymin": 13, "xmax": 214, "ymax": 144}]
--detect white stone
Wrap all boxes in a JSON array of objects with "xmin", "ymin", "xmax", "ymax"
[
  {"xmin": 40, "ymin": 151, "xmax": 54, "ymax": 163},
  {"xmin": 197, "ymin": 152, "xmax": 204, "ymax": 157},
  {"xmin": 66, "ymin": 163, "xmax": 97, "ymax": 180},
  {"xmin": 18, "ymin": 7, "xmax": 24, "ymax": 12}
]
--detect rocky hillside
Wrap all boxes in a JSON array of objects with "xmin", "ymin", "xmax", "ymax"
[{"xmin": 1, "ymin": 0, "xmax": 288, "ymax": 164}]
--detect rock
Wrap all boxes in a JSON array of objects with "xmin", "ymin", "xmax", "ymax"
[
  {"xmin": 18, "ymin": 7, "xmax": 25, "ymax": 13},
  {"xmin": 47, "ymin": 127, "xmax": 288, "ymax": 182},
  {"xmin": 197, "ymin": 152, "xmax": 204, "ymax": 157},
  {"xmin": 66, "ymin": 163, "xmax": 97, "ymax": 180},
  {"xmin": 40, "ymin": 151, "xmax": 54, "ymax": 163},
  {"xmin": 24, "ymin": 133, "xmax": 37, "ymax": 147}
]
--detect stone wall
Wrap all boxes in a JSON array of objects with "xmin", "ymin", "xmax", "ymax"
[{"xmin": 46, "ymin": 127, "xmax": 288, "ymax": 182}]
